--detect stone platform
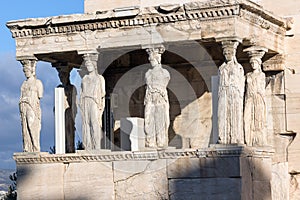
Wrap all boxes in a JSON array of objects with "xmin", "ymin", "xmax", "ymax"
[{"xmin": 14, "ymin": 145, "xmax": 274, "ymax": 200}]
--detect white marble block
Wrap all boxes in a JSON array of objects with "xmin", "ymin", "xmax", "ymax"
[
  {"xmin": 55, "ymin": 88, "xmax": 65, "ymax": 154},
  {"xmin": 120, "ymin": 117, "xmax": 145, "ymax": 151}
]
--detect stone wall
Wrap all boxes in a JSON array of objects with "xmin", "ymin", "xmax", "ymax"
[
  {"xmin": 15, "ymin": 146, "xmax": 273, "ymax": 200},
  {"xmin": 259, "ymin": 1, "xmax": 300, "ymax": 199}
]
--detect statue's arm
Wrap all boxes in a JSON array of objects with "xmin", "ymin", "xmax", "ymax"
[
  {"xmin": 100, "ymin": 75, "xmax": 106, "ymax": 110},
  {"xmin": 238, "ymin": 64, "xmax": 245, "ymax": 97},
  {"xmin": 100, "ymin": 75, "xmax": 106, "ymax": 98}
]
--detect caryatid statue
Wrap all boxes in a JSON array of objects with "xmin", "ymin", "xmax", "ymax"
[
  {"xmin": 19, "ymin": 59, "xmax": 43, "ymax": 152},
  {"xmin": 80, "ymin": 56, "xmax": 105, "ymax": 150},
  {"xmin": 144, "ymin": 46, "xmax": 170, "ymax": 149},
  {"xmin": 244, "ymin": 47, "xmax": 267, "ymax": 146},
  {"xmin": 218, "ymin": 40, "xmax": 245, "ymax": 144},
  {"xmin": 56, "ymin": 66, "xmax": 77, "ymax": 153}
]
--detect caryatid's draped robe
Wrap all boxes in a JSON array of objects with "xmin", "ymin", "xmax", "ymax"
[
  {"xmin": 19, "ymin": 64, "xmax": 43, "ymax": 152},
  {"xmin": 80, "ymin": 62, "xmax": 105, "ymax": 150},
  {"xmin": 144, "ymin": 62, "xmax": 170, "ymax": 148},
  {"xmin": 218, "ymin": 58, "xmax": 245, "ymax": 144}
]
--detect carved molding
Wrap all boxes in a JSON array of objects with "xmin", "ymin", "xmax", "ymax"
[
  {"xmin": 240, "ymin": 8, "xmax": 286, "ymax": 35},
  {"xmin": 263, "ymin": 54, "xmax": 285, "ymax": 71},
  {"xmin": 13, "ymin": 147, "xmax": 274, "ymax": 164},
  {"xmin": 7, "ymin": 0, "xmax": 287, "ymax": 39}
]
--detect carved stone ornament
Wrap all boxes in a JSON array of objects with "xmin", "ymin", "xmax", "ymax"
[
  {"xmin": 80, "ymin": 54, "xmax": 105, "ymax": 150},
  {"xmin": 13, "ymin": 146, "xmax": 274, "ymax": 164},
  {"xmin": 218, "ymin": 39, "xmax": 245, "ymax": 144},
  {"xmin": 243, "ymin": 47, "xmax": 268, "ymax": 146},
  {"xmin": 19, "ymin": 59, "xmax": 43, "ymax": 152},
  {"xmin": 144, "ymin": 46, "xmax": 170, "ymax": 149}
]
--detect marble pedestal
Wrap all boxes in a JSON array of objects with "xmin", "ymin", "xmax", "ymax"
[
  {"xmin": 120, "ymin": 117, "xmax": 145, "ymax": 151},
  {"xmin": 14, "ymin": 146, "xmax": 274, "ymax": 200}
]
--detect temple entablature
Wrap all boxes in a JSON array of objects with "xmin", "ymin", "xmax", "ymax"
[{"xmin": 7, "ymin": 0, "xmax": 289, "ymax": 69}]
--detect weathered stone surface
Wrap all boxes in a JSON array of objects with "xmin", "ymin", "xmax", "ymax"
[
  {"xmin": 113, "ymin": 160, "xmax": 168, "ymax": 200},
  {"xmin": 288, "ymin": 136, "xmax": 300, "ymax": 173},
  {"xmin": 144, "ymin": 46, "xmax": 170, "ymax": 149},
  {"xmin": 218, "ymin": 39, "xmax": 245, "ymax": 144},
  {"xmin": 169, "ymin": 178, "xmax": 241, "ymax": 200},
  {"xmin": 244, "ymin": 48, "xmax": 267, "ymax": 146},
  {"xmin": 80, "ymin": 55, "xmax": 106, "ymax": 150},
  {"xmin": 286, "ymin": 72, "xmax": 300, "ymax": 131},
  {"xmin": 240, "ymin": 156, "xmax": 253, "ymax": 200},
  {"xmin": 14, "ymin": 147, "xmax": 275, "ymax": 200},
  {"xmin": 17, "ymin": 163, "xmax": 64, "ymax": 200},
  {"xmin": 63, "ymin": 162, "xmax": 114, "ymax": 200},
  {"xmin": 272, "ymin": 134, "xmax": 290, "ymax": 163},
  {"xmin": 262, "ymin": 54, "xmax": 285, "ymax": 71},
  {"xmin": 19, "ymin": 59, "xmax": 43, "ymax": 152},
  {"xmin": 265, "ymin": 72, "xmax": 286, "ymax": 135},
  {"xmin": 167, "ymin": 157, "xmax": 240, "ymax": 179},
  {"xmin": 253, "ymin": 181, "xmax": 272, "ymax": 200},
  {"xmin": 271, "ymin": 162, "xmax": 289, "ymax": 200},
  {"xmin": 7, "ymin": 0, "xmax": 287, "ymax": 59},
  {"xmin": 239, "ymin": 148, "xmax": 273, "ymax": 200},
  {"xmin": 259, "ymin": 6, "xmax": 300, "ymax": 188},
  {"xmin": 64, "ymin": 162, "xmax": 114, "ymax": 200},
  {"xmin": 290, "ymin": 174, "xmax": 300, "ymax": 200},
  {"xmin": 173, "ymin": 92, "xmax": 212, "ymax": 148},
  {"xmin": 251, "ymin": 157, "xmax": 272, "ymax": 181},
  {"xmin": 285, "ymin": 71, "xmax": 300, "ymax": 173}
]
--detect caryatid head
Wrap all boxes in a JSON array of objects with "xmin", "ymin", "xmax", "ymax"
[
  {"xmin": 244, "ymin": 47, "xmax": 267, "ymax": 72},
  {"xmin": 21, "ymin": 60, "xmax": 36, "ymax": 79},
  {"xmin": 57, "ymin": 66, "xmax": 72, "ymax": 85},
  {"xmin": 221, "ymin": 41, "xmax": 239, "ymax": 62},
  {"xmin": 85, "ymin": 59, "xmax": 96, "ymax": 73},
  {"xmin": 249, "ymin": 56, "xmax": 262, "ymax": 71},
  {"xmin": 146, "ymin": 46, "xmax": 165, "ymax": 68}
]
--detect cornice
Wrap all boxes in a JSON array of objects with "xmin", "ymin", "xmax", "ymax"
[
  {"xmin": 6, "ymin": 0, "xmax": 287, "ymax": 39},
  {"xmin": 13, "ymin": 146, "xmax": 274, "ymax": 164}
]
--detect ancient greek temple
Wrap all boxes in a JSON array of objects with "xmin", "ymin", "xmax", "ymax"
[{"xmin": 6, "ymin": 0, "xmax": 300, "ymax": 199}]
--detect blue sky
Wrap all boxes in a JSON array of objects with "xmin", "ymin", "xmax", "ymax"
[{"xmin": 0, "ymin": 0, "xmax": 84, "ymax": 169}]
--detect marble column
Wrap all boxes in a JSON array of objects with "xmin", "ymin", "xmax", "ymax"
[
  {"xmin": 54, "ymin": 87, "xmax": 65, "ymax": 154},
  {"xmin": 53, "ymin": 63, "xmax": 77, "ymax": 153},
  {"xmin": 243, "ymin": 46, "xmax": 268, "ymax": 147},
  {"xmin": 217, "ymin": 39, "xmax": 245, "ymax": 144},
  {"xmin": 19, "ymin": 58, "xmax": 43, "ymax": 152}
]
